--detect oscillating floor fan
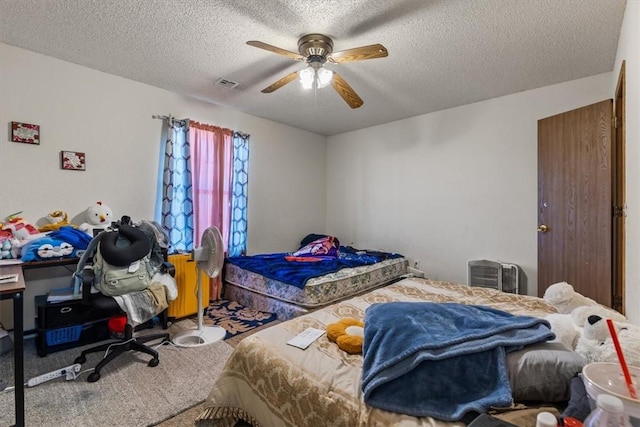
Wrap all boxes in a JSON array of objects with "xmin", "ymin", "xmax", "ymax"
[{"xmin": 172, "ymin": 227, "xmax": 227, "ymax": 347}]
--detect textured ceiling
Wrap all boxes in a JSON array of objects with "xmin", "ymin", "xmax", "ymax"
[{"xmin": 0, "ymin": 0, "xmax": 627, "ymax": 136}]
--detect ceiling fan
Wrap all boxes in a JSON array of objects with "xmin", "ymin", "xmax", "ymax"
[{"xmin": 247, "ymin": 34, "xmax": 388, "ymax": 109}]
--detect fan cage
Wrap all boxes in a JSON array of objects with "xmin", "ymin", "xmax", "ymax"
[{"xmin": 467, "ymin": 260, "xmax": 520, "ymax": 294}]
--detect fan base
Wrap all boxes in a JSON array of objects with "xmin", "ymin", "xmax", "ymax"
[{"xmin": 172, "ymin": 326, "xmax": 226, "ymax": 348}]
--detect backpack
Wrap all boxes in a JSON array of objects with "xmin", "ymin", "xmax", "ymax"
[{"xmin": 73, "ymin": 224, "xmax": 156, "ymax": 297}]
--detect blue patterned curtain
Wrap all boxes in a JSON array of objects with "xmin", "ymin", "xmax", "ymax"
[
  {"xmin": 156, "ymin": 119, "xmax": 194, "ymax": 252},
  {"xmin": 228, "ymin": 132, "xmax": 249, "ymax": 256}
]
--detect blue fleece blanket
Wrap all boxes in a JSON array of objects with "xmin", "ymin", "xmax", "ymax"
[
  {"xmin": 362, "ymin": 302, "xmax": 555, "ymax": 421},
  {"xmin": 226, "ymin": 247, "xmax": 402, "ymax": 288}
]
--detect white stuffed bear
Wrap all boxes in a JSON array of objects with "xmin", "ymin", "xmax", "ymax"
[
  {"xmin": 575, "ymin": 315, "xmax": 640, "ymax": 367},
  {"xmin": 79, "ymin": 201, "xmax": 113, "ymax": 235},
  {"xmin": 543, "ymin": 283, "xmax": 627, "ymax": 350},
  {"xmin": 543, "ymin": 281, "xmax": 598, "ymax": 314}
]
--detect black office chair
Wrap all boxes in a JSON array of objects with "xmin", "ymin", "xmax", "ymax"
[{"xmin": 73, "ymin": 223, "xmax": 174, "ymax": 383}]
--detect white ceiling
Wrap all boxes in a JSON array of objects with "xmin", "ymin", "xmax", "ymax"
[{"xmin": 0, "ymin": 0, "xmax": 627, "ymax": 136}]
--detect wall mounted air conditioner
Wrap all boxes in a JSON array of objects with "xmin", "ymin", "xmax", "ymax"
[{"xmin": 467, "ymin": 260, "xmax": 521, "ymax": 294}]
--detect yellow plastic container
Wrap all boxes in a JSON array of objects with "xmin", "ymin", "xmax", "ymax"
[{"xmin": 167, "ymin": 254, "xmax": 210, "ymax": 318}]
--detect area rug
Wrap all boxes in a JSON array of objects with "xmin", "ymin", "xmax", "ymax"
[
  {"xmin": 0, "ymin": 320, "xmax": 234, "ymax": 427},
  {"xmin": 203, "ymin": 299, "xmax": 277, "ymax": 339}
]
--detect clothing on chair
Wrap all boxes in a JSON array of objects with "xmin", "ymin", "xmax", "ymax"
[{"xmin": 112, "ymin": 283, "xmax": 169, "ymax": 326}]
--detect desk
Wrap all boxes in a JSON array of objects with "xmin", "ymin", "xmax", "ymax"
[
  {"xmin": 0, "ymin": 264, "xmax": 25, "ymax": 427},
  {"xmin": 2, "ymin": 258, "xmax": 80, "ymax": 332}
]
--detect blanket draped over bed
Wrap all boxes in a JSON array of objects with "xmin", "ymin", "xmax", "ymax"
[
  {"xmin": 362, "ymin": 302, "xmax": 555, "ymax": 421},
  {"xmin": 226, "ymin": 247, "xmax": 403, "ymax": 289}
]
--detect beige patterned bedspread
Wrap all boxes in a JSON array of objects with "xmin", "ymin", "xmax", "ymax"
[{"xmin": 196, "ymin": 278, "xmax": 557, "ymax": 427}]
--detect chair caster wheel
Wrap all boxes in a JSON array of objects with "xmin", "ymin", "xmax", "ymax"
[
  {"xmin": 88, "ymin": 372, "xmax": 101, "ymax": 382},
  {"xmin": 74, "ymin": 356, "xmax": 86, "ymax": 364},
  {"xmin": 148, "ymin": 358, "xmax": 159, "ymax": 367}
]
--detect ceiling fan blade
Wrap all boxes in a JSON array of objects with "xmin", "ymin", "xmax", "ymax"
[
  {"xmin": 328, "ymin": 44, "xmax": 388, "ymax": 64},
  {"xmin": 261, "ymin": 71, "xmax": 300, "ymax": 93},
  {"xmin": 331, "ymin": 72, "xmax": 364, "ymax": 109},
  {"xmin": 247, "ymin": 40, "xmax": 305, "ymax": 62}
]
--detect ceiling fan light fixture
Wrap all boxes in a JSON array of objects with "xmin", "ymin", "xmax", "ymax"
[
  {"xmin": 317, "ymin": 67, "xmax": 333, "ymax": 88},
  {"xmin": 299, "ymin": 63, "xmax": 333, "ymax": 90},
  {"xmin": 299, "ymin": 66, "xmax": 315, "ymax": 89}
]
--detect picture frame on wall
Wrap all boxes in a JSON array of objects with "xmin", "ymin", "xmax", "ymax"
[
  {"xmin": 60, "ymin": 150, "xmax": 86, "ymax": 171},
  {"xmin": 11, "ymin": 121, "xmax": 40, "ymax": 144}
]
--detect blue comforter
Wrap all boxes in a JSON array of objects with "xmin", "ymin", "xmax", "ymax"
[
  {"xmin": 225, "ymin": 246, "xmax": 402, "ymax": 289},
  {"xmin": 362, "ymin": 302, "xmax": 554, "ymax": 421}
]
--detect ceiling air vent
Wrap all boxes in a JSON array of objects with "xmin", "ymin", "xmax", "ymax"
[{"xmin": 214, "ymin": 78, "xmax": 239, "ymax": 89}]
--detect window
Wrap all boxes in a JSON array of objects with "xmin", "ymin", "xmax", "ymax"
[{"xmin": 156, "ymin": 119, "xmax": 249, "ymax": 255}]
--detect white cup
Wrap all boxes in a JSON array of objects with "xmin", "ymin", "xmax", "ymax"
[{"xmin": 582, "ymin": 363, "xmax": 640, "ymax": 426}]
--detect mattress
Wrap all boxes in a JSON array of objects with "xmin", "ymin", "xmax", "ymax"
[
  {"xmin": 196, "ymin": 277, "xmax": 558, "ymax": 427},
  {"xmin": 224, "ymin": 282, "xmax": 311, "ymax": 320},
  {"xmin": 224, "ymin": 256, "xmax": 408, "ymax": 308}
]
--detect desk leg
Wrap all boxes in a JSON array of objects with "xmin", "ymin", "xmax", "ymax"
[{"xmin": 13, "ymin": 292, "xmax": 24, "ymax": 427}]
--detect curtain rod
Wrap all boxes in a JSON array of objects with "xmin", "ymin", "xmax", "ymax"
[
  {"xmin": 152, "ymin": 114, "xmax": 188, "ymax": 127},
  {"xmin": 153, "ymin": 114, "xmax": 249, "ymax": 137}
]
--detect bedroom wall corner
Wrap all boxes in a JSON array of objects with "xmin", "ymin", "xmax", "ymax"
[{"xmin": 613, "ymin": 0, "xmax": 640, "ymax": 325}]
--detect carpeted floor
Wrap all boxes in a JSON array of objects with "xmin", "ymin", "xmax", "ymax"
[
  {"xmin": 0, "ymin": 320, "xmax": 236, "ymax": 427},
  {"xmin": 154, "ymin": 320, "xmax": 280, "ymax": 427},
  {"xmin": 0, "ymin": 301, "xmax": 279, "ymax": 427}
]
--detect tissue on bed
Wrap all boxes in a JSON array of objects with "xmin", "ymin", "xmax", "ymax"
[{"xmin": 361, "ymin": 302, "xmax": 554, "ymax": 421}]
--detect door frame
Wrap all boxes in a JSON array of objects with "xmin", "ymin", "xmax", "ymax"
[{"xmin": 612, "ymin": 60, "xmax": 626, "ymax": 314}]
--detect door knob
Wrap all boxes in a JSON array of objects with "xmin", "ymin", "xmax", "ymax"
[{"xmin": 537, "ymin": 225, "xmax": 549, "ymax": 233}]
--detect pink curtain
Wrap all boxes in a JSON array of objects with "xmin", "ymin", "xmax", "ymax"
[{"xmin": 189, "ymin": 121, "xmax": 233, "ymax": 300}]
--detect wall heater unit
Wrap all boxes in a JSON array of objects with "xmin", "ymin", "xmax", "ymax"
[
  {"xmin": 467, "ymin": 260, "xmax": 521, "ymax": 294},
  {"xmin": 167, "ymin": 253, "xmax": 210, "ymax": 318}
]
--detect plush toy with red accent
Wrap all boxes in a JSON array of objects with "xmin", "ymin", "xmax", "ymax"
[
  {"xmin": 78, "ymin": 201, "xmax": 113, "ymax": 235},
  {"xmin": 4, "ymin": 214, "xmax": 41, "ymax": 242}
]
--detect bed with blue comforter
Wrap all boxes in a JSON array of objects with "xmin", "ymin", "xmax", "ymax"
[{"xmin": 224, "ymin": 243, "xmax": 408, "ymax": 320}]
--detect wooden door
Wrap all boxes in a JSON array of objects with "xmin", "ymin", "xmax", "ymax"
[{"xmin": 537, "ymin": 100, "xmax": 613, "ymax": 306}]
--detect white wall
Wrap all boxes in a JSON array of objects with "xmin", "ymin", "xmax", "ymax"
[
  {"xmin": 613, "ymin": 0, "xmax": 640, "ymax": 325},
  {"xmin": 0, "ymin": 43, "xmax": 326, "ymax": 329},
  {"xmin": 327, "ymin": 73, "xmax": 612, "ymax": 298}
]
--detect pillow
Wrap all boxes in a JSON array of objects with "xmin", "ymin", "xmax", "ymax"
[
  {"xmin": 292, "ymin": 236, "xmax": 340, "ymax": 258},
  {"xmin": 506, "ymin": 341, "xmax": 586, "ymax": 402},
  {"xmin": 299, "ymin": 233, "xmax": 330, "ymax": 249}
]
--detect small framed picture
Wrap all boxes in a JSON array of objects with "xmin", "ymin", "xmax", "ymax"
[
  {"xmin": 11, "ymin": 121, "xmax": 40, "ymax": 144},
  {"xmin": 60, "ymin": 151, "xmax": 86, "ymax": 171}
]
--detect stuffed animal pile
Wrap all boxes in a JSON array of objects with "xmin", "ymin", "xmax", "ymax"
[
  {"xmin": 0, "ymin": 202, "xmax": 113, "ymax": 260},
  {"xmin": 543, "ymin": 281, "xmax": 640, "ymax": 366},
  {"xmin": 0, "ymin": 214, "xmax": 45, "ymax": 259}
]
